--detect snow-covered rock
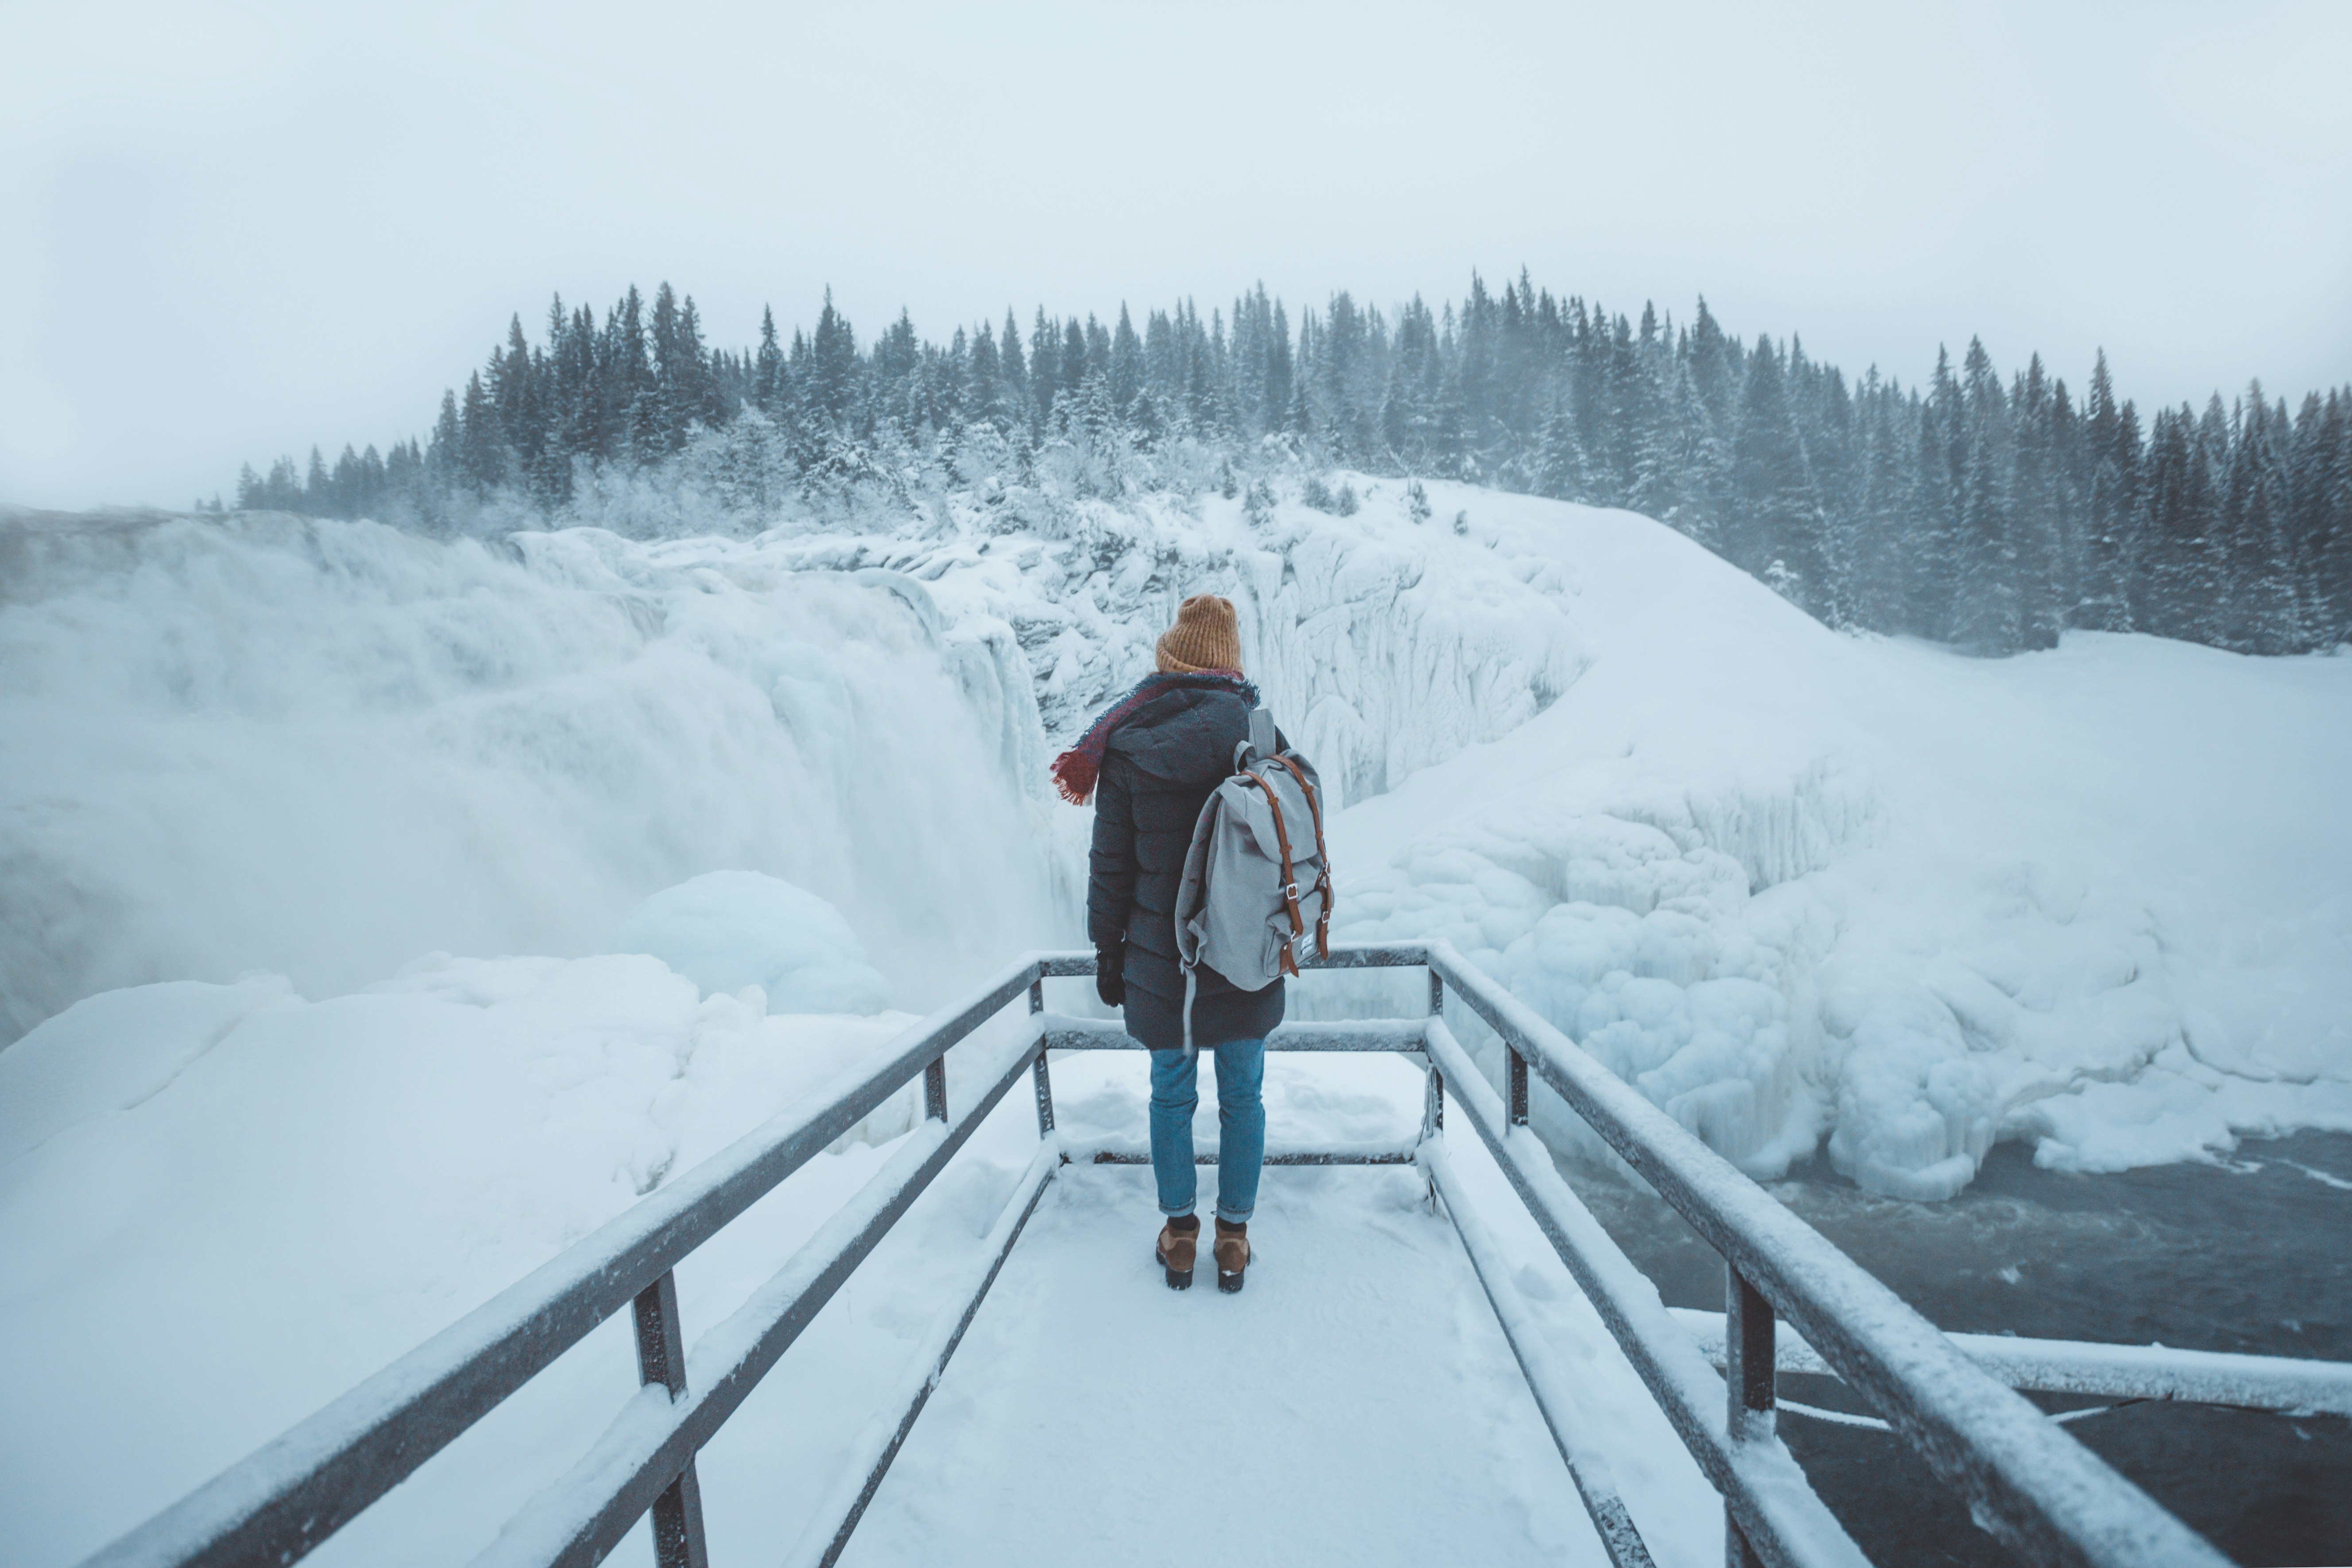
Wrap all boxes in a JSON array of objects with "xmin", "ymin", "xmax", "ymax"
[{"xmin": 609, "ymin": 871, "xmax": 888, "ymax": 1015}]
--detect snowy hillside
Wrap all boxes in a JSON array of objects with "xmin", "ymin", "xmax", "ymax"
[
  {"xmin": 4, "ymin": 480, "xmax": 2350, "ymax": 1561},
  {"xmin": 1310, "ymin": 486, "xmax": 2352, "ymax": 1199}
]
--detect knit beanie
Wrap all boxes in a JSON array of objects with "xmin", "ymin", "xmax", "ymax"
[{"xmin": 1154, "ymin": 594, "xmax": 1243, "ymax": 674}]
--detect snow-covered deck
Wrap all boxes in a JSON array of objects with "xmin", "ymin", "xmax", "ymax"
[
  {"xmin": 50, "ymin": 946, "xmax": 2282, "ymax": 1568},
  {"xmin": 834, "ymin": 1159, "xmax": 1604, "ymax": 1568}
]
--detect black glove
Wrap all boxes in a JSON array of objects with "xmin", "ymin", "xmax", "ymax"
[{"xmin": 1096, "ymin": 944, "xmax": 1126, "ymax": 1008}]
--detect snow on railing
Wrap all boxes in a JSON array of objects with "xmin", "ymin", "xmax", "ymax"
[
  {"xmin": 77, "ymin": 942, "xmax": 2306, "ymax": 1568},
  {"xmin": 1667, "ymin": 1307, "xmax": 2352, "ymax": 1422}
]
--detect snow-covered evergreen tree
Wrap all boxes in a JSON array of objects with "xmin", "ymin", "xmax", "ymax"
[{"xmin": 233, "ymin": 273, "xmax": 2350, "ymax": 657}]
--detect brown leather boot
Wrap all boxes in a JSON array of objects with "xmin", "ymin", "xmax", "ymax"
[
  {"xmin": 1156, "ymin": 1215, "xmax": 1198, "ymax": 1289},
  {"xmin": 1214, "ymin": 1218, "xmax": 1250, "ymax": 1293}
]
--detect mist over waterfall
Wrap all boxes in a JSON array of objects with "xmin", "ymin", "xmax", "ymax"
[{"xmin": 0, "ymin": 509, "xmax": 1060, "ymax": 1043}]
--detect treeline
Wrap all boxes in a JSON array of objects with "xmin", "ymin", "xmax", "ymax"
[{"xmin": 240, "ymin": 275, "xmax": 2352, "ymax": 655}]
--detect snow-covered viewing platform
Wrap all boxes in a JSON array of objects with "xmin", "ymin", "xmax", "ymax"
[{"xmin": 64, "ymin": 944, "xmax": 2338, "ymax": 1568}]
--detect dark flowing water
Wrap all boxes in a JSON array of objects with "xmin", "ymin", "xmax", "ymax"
[{"xmin": 1558, "ymin": 1130, "xmax": 2352, "ymax": 1567}]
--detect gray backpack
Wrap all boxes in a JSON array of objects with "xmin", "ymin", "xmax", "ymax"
[{"xmin": 1171, "ymin": 708, "xmax": 1333, "ymax": 1053}]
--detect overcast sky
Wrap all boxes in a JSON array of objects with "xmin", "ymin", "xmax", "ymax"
[{"xmin": 3, "ymin": 0, "xmax": 2347, "ymax": 510}]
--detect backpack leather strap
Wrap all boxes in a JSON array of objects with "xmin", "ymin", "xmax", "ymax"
[
  {"xmin": 1238, "ymin": 768, "xmax": 1306, "ymax": 977},
  {"xmin": 1260, "ymin": 755, "xmax": 1334, "ymax": 959}
]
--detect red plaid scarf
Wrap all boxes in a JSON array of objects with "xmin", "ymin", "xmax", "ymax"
[{"xmin": 1049, "ymin": 670, "xmax": 1256, "ymax": 805}]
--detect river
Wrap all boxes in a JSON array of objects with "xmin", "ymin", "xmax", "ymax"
[{"xmin": 1560, "ymin": 1130, "xmax": 2352, "ymax": 1566}]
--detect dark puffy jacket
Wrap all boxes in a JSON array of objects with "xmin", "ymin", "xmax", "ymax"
[{"xmin": 1086, "ymin": 685, "xmax": 1286, "ymax": 1052}]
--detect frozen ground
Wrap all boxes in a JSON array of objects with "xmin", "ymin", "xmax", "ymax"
[{"xmin": 829, "ymin": 1046, "xmax": 1714, "ymax": 1568}]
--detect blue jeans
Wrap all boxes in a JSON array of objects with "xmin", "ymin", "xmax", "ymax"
[{"xmin": 1149, "ymin": 1038, "xmax": 1266, "ymax": 1223}]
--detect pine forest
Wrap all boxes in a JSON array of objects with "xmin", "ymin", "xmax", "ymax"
[{"xmin": 235, "ymin": 274, "xmax": 2352, "ymax": 658}]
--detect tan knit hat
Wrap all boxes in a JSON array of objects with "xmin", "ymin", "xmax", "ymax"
[{"xmin": 1155, "ymin": 593, "xmax": 1243, "ymax": 674}]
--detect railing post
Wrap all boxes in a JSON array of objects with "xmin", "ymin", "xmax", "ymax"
[
  {"xmin": 924, "ymin": 1057, "xmax": 948, "ymax": 1123},
  {"xmin": 1724, "ymin": 1261, "xmax": 1776, "ymax": 1568},
  {"xmin": 632, "ymin": 1269, "xmax": 710, "ymax": 1568},
  {"xmin": 1420, "ymin": 968, "xmax": 1444, "ymax": 1140},
  {"xmin": 1508, "ymin": 1047, "xmax": 1530, "ymax": 1127},
  {"xmin": 1029, "ymin": 976, "xmax": 1056, "ymax": 1137}
]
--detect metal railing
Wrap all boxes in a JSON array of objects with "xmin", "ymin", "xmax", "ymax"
[{"xmin": 80, "ymin": 941, "xmax": 2289, "ymax": 1568}]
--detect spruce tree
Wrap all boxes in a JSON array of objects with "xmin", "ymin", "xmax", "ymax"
[
  {"xmin": 809, "ymin": 288, "xmax": 857, "ymax": 426},
  {"xmin": 2079, "ymin": 351, "xmax": 2134, "ymax": 629},
  {"xmin": 1029, "ymin": 309, "xmax": 1058, "ymax": 431},
  {"xmin": 1535, "ymin": 395, "xmax": 1588, "ymax": 503},
  {"xmin": 999, "ymin": 308, "xmax": 1028, "ymax": 418},
  {"xmin": 754, "ymin": 306, "xmax": 785, "ymax": 414},
  {"xmin": 969, "ymin": 322, "xmax": 1002, "ymax": 427},
  {"xmin": 1263, "ymin": 303, "xmax": 1293, "ymax": 438},
  {"xmin": 1109, "ymin": 305, "xmax": 1144, "ymax": 426},
  {"xmin": 2008, "ymin": 354, "xmax": 2062, "ymax": 649},
  {"xmin": 1059, "ymin": 319, "xmax": 1088, "ymax": 420},
  {"xmin": 1727, "ymin": 337, "xmax": 1826, "ymax": 612}
]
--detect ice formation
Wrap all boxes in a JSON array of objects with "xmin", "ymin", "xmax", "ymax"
[
  {"xmin": 8, "ymin": 486, "xmax": 2352, "ymax": 1201},
  {"xmin": 609, "ymin": 871, "xmax": 888, "ymax": 1015},
  {"xmin": 721, "ymin": 476, "xmax": 2351, "ymax": 1200},
  {"xmin": 0, "ymin": 511, "xmax": 1058, "ymax": 1041}
]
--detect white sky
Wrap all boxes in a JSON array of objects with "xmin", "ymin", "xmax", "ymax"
[{"xmin": 3, "ymin": 0, "xmax": 2348, "ymax": 510}]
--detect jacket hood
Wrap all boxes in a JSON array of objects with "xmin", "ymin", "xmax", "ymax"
[{"xmin": 1104, "ymin": 685, "xmax": 1252, "ymax": 790}]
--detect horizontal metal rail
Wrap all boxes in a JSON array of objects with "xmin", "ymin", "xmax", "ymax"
[
  {"xmin": 86, "ymin": 937, "xmax": 2307, "ymax": 1568},
  {"xmin": 1078, "ymin": 1141, "xmax": 1420, "ymax": 1166},
  {"xmin": 465, "ymin": 1023, "xmax": 1046, "ymax": 1568},
  {"xmin": 1037, "ymin": 1013, "xmax": 1428, "ymax": 1051},
  {"xmin": 79, "ymin": 957, "xmax": 1042, "ymax": 1568},
  {"xmin": 1412, "ymin": 939, "xmax": 2235, "ymax": 1568},
  {"xmin": 1032, "ymin": 943, "xmax": 1438, "ymax": 979},
  {"xmin": 1419, "ymin": 1013, "xmax": 1868, "ymax": 1568},
  {"xmin": 1668, "ymin": 1309, "xmax": 2352, "ymax": 1418},
  {"xmin": 1422, "ymin": 1138, "xmax": 1657, "ymax": 1568}
]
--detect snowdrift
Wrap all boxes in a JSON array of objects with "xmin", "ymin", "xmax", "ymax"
[
  {"xmin": 1314, "ymin": 485, "xmax": 2352, "ymax": 1199},
  {"xmin": 0, "ymin": 948, "xmax": 942, "ymax": 1565}
]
